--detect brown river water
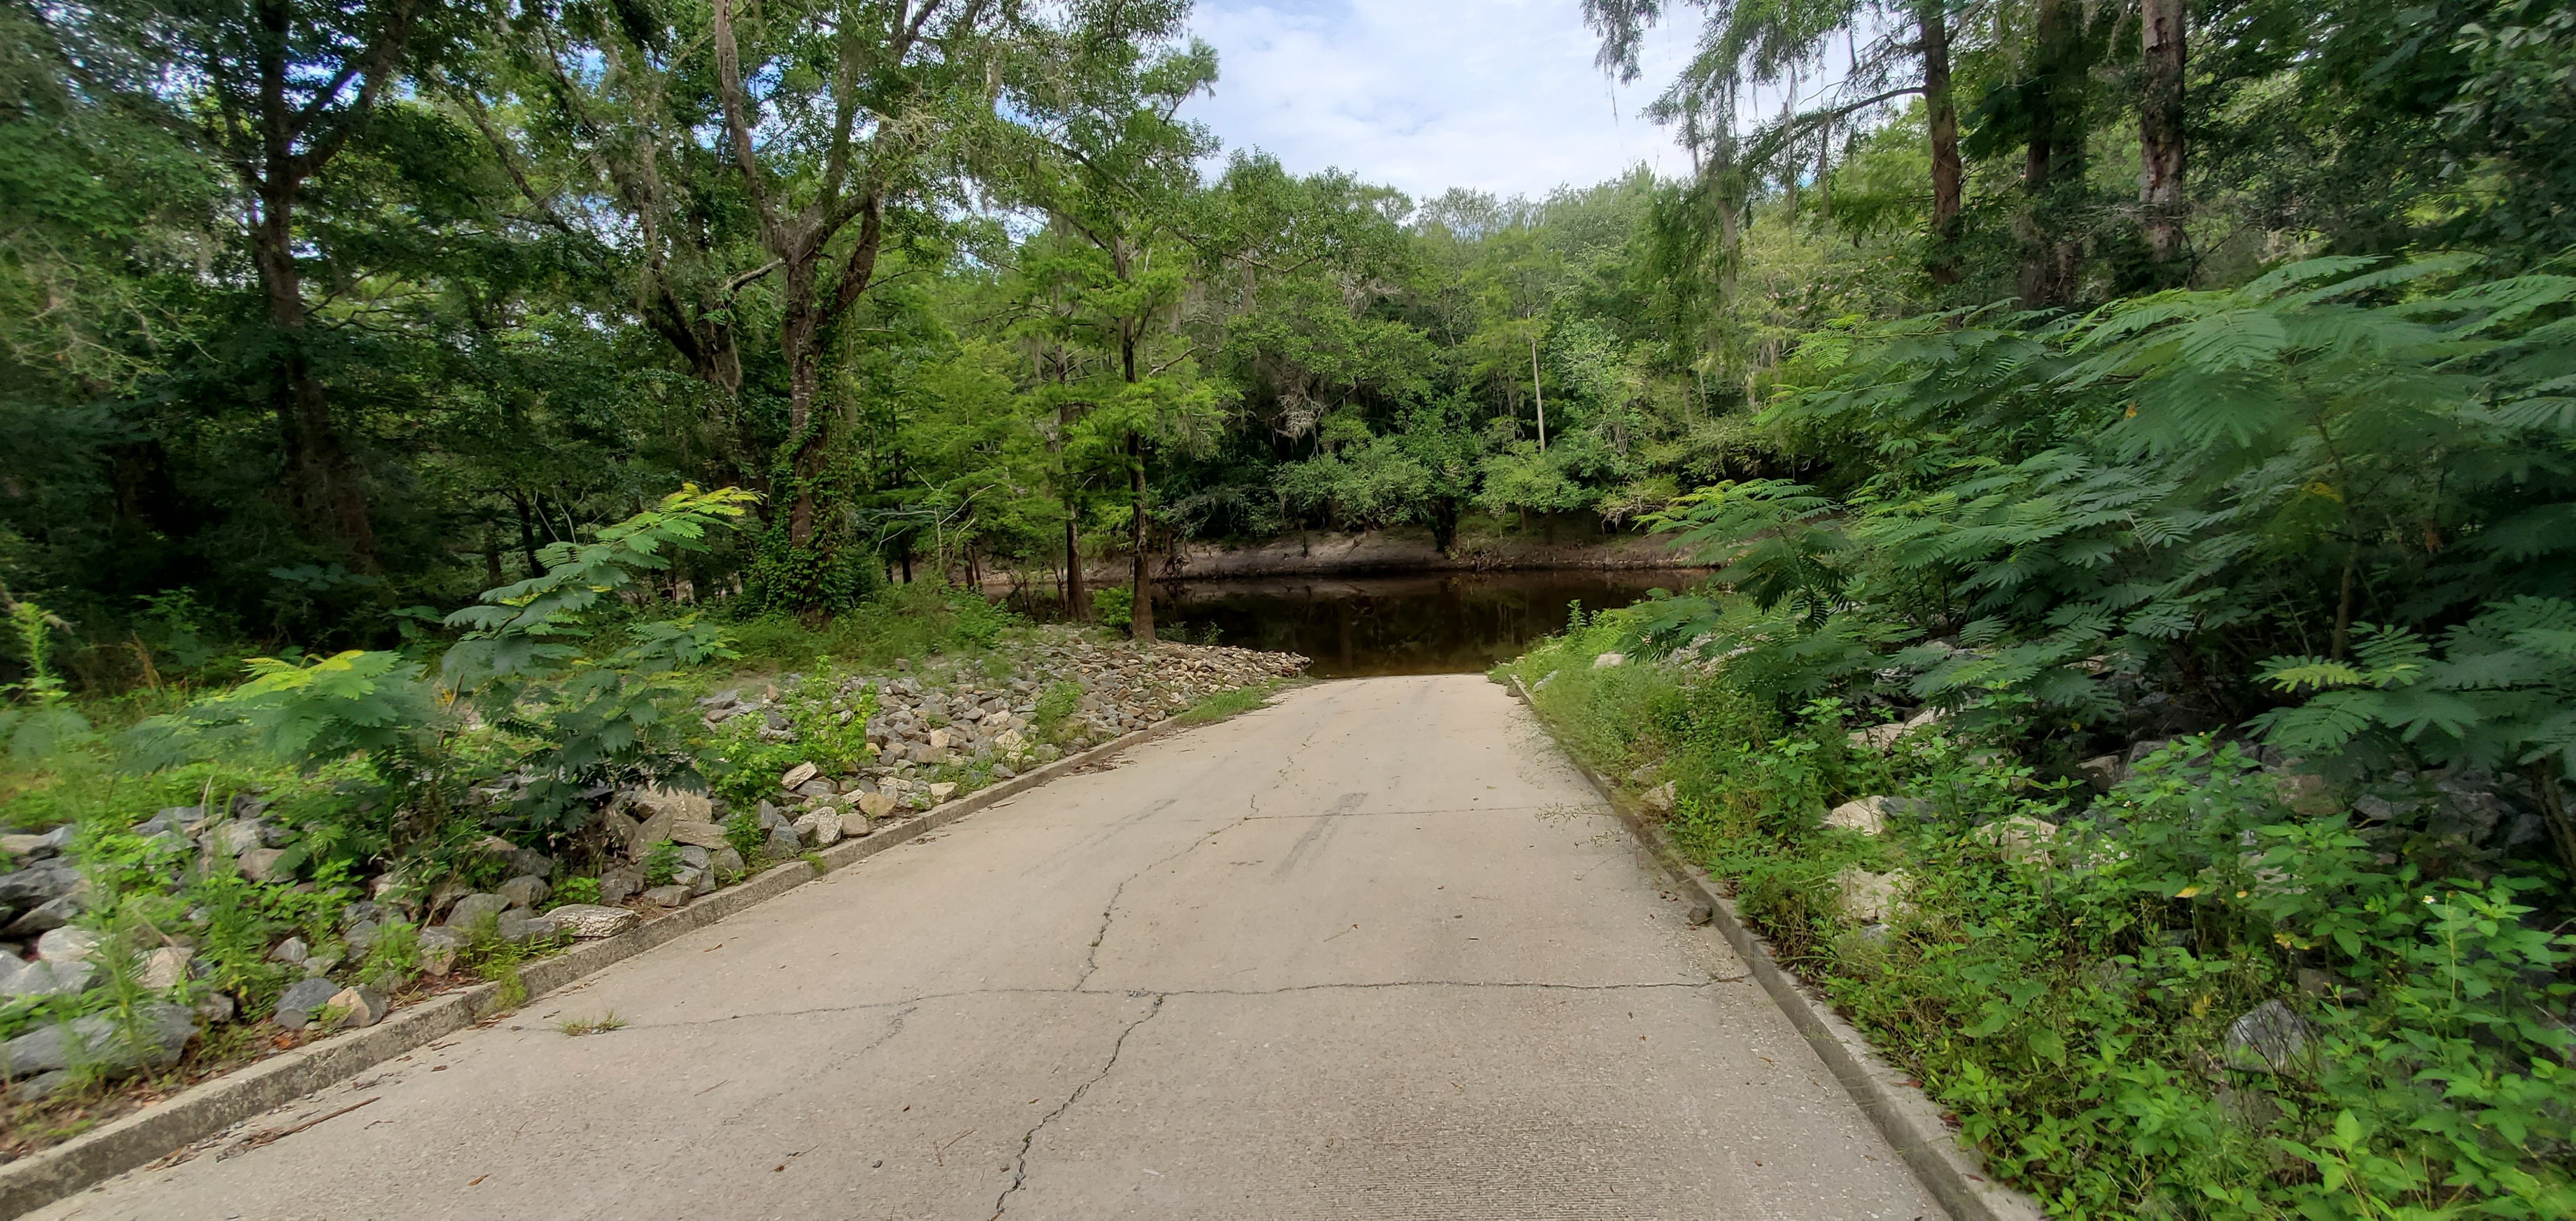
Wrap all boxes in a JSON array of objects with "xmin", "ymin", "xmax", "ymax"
[{"xmin": 1135, "ymin": 569, "xmax": 1711, "ymax": 679}]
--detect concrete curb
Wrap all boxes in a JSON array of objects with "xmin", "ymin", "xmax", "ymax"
[
  {"xmin": 0, "ymin": 710, "xmax": 1214, "ymax": 1218},
  {"xmin": 1508, "ymin": 676, "xmax": 2044, "ymax": 1221}
]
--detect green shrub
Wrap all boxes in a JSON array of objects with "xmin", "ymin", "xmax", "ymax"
[
  {"xmin": 1091, "ymin": 586, "xmax": 1133, "ymax": 630},
  {"xmin": 1030, "ymin": 680, "xmax": 1083, "ymax": 742},
  {"xmin": 641, "ymin": 839, "xmax": 681, "ymax": 888},
  {"xmin": 550, "ymin": 876, "xmax": 601, "ymax": 907},
  {"xmin": 1508, "ymin": 621, "xmax": 2576, "ymax": 1218}
]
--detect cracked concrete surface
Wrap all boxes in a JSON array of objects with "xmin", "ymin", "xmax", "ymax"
[{"xmin": 33, "ymin": 675, "xmax": 1941, "ymax": 1220}]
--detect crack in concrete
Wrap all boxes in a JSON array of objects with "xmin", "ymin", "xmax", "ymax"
[
  {"xmin": 989, "ymin": 992, "xmax": 1166, "ymax": 1220},
  {"xmin": 626, "ymin": 977, "xmax": 1739, "ymax": 1030},
  {"xmin": 1073, "ymin": 816, "xmax": 1250, "ymax": 990}
]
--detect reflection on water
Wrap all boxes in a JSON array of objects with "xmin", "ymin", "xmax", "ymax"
[{"xmin": 1154, "ymin": 569, "xmax": 1710, "ymax": 679}]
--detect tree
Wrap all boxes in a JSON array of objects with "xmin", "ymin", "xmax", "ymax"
[
  {"xmin": 995, "ymin": 0, "xmax": 1218, "ymax": 642},
  {"xmin": 98, "ymin": 0, "xmax": 459, "ymax": 569}
]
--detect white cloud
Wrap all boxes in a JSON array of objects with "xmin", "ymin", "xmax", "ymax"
[{"xmin": 1180, "ymin": 0, "xmax": 1701, "ymax": 204}]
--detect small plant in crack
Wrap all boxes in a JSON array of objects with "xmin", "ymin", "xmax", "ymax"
[{"xmin": 557, "ymin": 1011, "xmax": 627, "ymax": 1037}]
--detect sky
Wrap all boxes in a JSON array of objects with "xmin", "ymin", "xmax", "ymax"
[{"xmin": 1177, "ymin": 0, "xmax": 1704, "ymax": 205}]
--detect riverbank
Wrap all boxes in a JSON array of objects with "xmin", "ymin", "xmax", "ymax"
[{"xmin": 1006, "ymin": 519, "xmax": 1700, "ymax": 590}]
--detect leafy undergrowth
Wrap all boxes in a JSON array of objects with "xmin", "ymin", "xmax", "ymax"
[
  {"xmin": 1501, "ymin": 623, "xmax": 2575, "ymax": 1220},
  {"xmin": 1171, "ymin": 677, "xmax": 1303, "ymax": 726}
]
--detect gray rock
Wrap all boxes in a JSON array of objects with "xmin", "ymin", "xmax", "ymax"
[
  {"xmin": 676, "ymin": 844, "xmax": 711, "ymax": 870},
  {"xmin": 211, "ymin": 820, "xmax": 267, "ymax": 857},
  {"xmin": 36, "ymin": 926, "xmax": 100, "ymax": 963},
  {"xmin": 301, "ymin": 953, "xmax": 341, "ymax": 978},
  {"xmin": 345, "ymin": 920, "xmax": 382, "ymax": 954},
  {"xmin": 443, "ymin": 892, "xmax": 508, "ymax": 930},
  {"xmin": 2224, "ymin": 1000, "xmax": 2310, "ymax": 1073},
  {"xmin": 132, "ymin": 808, "xmax": 198, "ymax": 838},
  {"xmin": 640, "ymin": 884, "xmax": 692, "ymax": 908},
  {"xmin": 482, "ymin": 840, "xmax": 553, "ymax": 879},
  {"xmin": 780, "ymin": 761, "xmax": 819, "ymax": 790},
  {"xmin": 138, "ymin": 946, "xmax": 192, "ymax": 991},
  {"xmin": 4, "ymin": 889, "xmax": 85, "ymax": 938},
  {"xmin": 11, "ymin": 1069, "xmax": 72, "ymax": 1101},
  {"xmin": 839, "ymin": 810, "xmax": 874, "ymax": 839},
  {"xmin": 991, "ymin": 763, "xmax": 1016, "ymax": 780},
  {"xmin": 2076, "ymin": 754, "xmax": 2124, "ymax": 792},
  {"xmin": 495, "ymin": 874, "xmax": 550, "ymax": 910},
  {"xmin": 709, "ymin": 846, "xmax": 745, "ymax": 881},
  {"xmin": 270, "ymin": 936, "xmax": 310, "ymax": 964},
  {"xmin": 235, "ymin": 846, "xmax": 291, "ymax": 883},
  {"xmin": 667, "ymin": 864, "xmax": 705, "ymax": 892},
  {"xmin": 764, "ymin": 825, "xmax": 803, "ymax": 860},
  {"xmin": 667, "ymin": 820, "xmax": 728, "ymax": 850},
  {"xmin": 1, "ymin": 1002, "xmax": 194, "ymax": 1077},
  {"xmin": 792, "ymin": 811, "xmax": 842, "ymax": 848},
  {"xmin": 323, "ymin": 986, "xmax": 389, "ymax": 1030},
  {"xmin": 756, "ymin": 801, "xmax": 790, "ymax": 832},
  {"xmin": 2, "ymin": 958, "xmax": 95, "ymax": 999},
  {"xmin": 193, "ymin": 992, "xmax": 236, "ymax": 1024},
  {"xmin": 0, "ymin": 866, "xmax": 79, "ymax": 914},
  {"xmin": 545, "ymin": 905, "xmax": 641, "ymax": 939},
  {"xmin": 417, "ymin": 926, "xmax": 466, "ymax": 976},
  {"xmin": 1825, "ymin": 798, "xmax": 1887, "ymax": 835},
  {"xmin": 340, "ymin": 900, "xmax": 383, "ymax": 929},
  {"xmin": 494, "ymin": 912, "xmax": 565, "ymax": 945},
  {"xmin": 271, "ymin": 977, "xmax": 345, "ymax": 1030},
  {"xmin": 597, "ymin": 868, "xmax": 642, "ymax": 907}
]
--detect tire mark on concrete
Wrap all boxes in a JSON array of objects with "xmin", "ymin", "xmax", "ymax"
[{"xmin": 1271, "ymin": 791, "xmax": 1367, "ymax": 879}]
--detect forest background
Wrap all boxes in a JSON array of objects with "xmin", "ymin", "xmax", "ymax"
[
  {"xmin": 2, "ymin": 0, "xmax": 2556, "ymax": 674},
  {"xmin": 3, "ymin": 0, "xmax": 2574, "ymax": 1211}
]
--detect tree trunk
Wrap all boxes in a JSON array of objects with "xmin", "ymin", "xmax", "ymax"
[
  {"xmin": 1128, "ymin": 429, "xmax": 1153, "ymax": 643},
  {"xmin": 2018, "ymin": 0, "xmax": 2085, "ymax": 306},
  {"xmin": 512, "ymin": 491, "xmax": 542, "ymax": 576},
  {"xmin": 2139, "ymin": 0, "xmax": 2188, "ymax": 271},
  {"xmin": 254, "ymin": 185, "xmax": 380, "ymax": 570},
  {"xmin": 1063, "ymin": 509, "xmax": 1089, "ymax": 620},
  {"xmin": 1920, "ymin": 0, "xmax": 1963, "ymax": 283},
  {"xmin": 1529, "ymin": 332, "xmax": 1547, "ymax": 451}
]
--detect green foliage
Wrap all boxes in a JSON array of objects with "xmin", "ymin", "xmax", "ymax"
[
  {"xmin": 722, "ymin": 810, "xmax": 765, "ymax": 864},
  {"xmin": 550, "ymin": 876, "xmax": 601, "ymax": 908},
  {"xmin": 1172, "ymin": 680, "xmax": 1284, "ymax": 726},
  {"xmin": 640, "ymin": 840, "xmax": 681, "ymax": 889},
  {"xmin": 1090, "ymin": 586, "xmax": 1134, "ymax": 629},
  {"xmin": 1507, "ymin": 628, "xmax": 2576, "ymax": 1217},
  {"xmin": 1030, "ymin": 680, "xmax": 1083, "ymax": 744}
]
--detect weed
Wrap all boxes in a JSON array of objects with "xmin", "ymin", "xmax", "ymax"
[
  {"xmin": 1030, "ymin": 681, "xmax": 1083, "ymax": 742},
  {"xmin": 556, "ymin": 1011, "xmax": 626, "ymax": 1037},
  {"xmin": 801, "ymin": 851, "xmax": 826, "ymax": 874},
  {"xmin": 641, "ymin": 839, "xmax": 681, "ymax": 888},
  {"xmin": 551, "ymin": 875, "xmax": 601, "ymax": 907},
  {"xmin": 1173, "ymin": 680, "xmax": 1285, "ymax": 726}
]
